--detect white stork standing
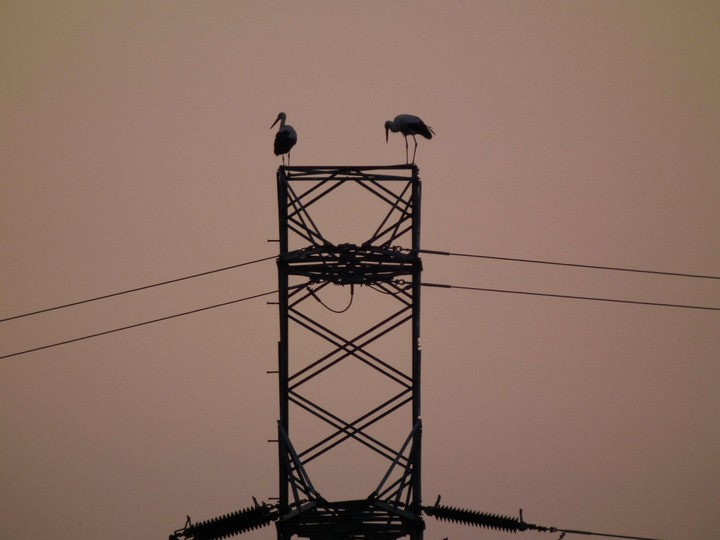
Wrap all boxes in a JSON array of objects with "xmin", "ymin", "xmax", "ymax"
[
  {"xmin": 384, "ymin": 114, "xmax": 435, "ymax": 164},
  {"xmin": 271, "ymin": 112, "xmax": 297, "ymax": 166}
]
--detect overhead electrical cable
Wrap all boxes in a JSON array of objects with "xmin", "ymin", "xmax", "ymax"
[
  {"xmin": 556, "ymin": 528, "xmax": 665, "ymax": 539},
  {"xmin": 0, "ymin": 254, "xmax": 277, "ymax": 323},
  {"xmin": 422, "ymin": 282, "xmax": 720, "ymax": 312},
  {"xmin": 424, "ymin": 500, "xmax": 665, "ymax": 540},
  {"xmin": 0, "ymin": 288, "xmax": 287, "ymax": 361},
  {"xmin": 415, "ymin": 248, "xmax": 720, "ymax": 280}
]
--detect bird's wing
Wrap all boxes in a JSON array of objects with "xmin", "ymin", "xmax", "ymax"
[{"xmin": 407, "ymin": 120, "xmax": 434, "ymax": 139}]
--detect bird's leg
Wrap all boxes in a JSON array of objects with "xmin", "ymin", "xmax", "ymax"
[
  {"xmin": 287, "ymin": 151, "xmax": 291, "ymax": 167},
  {"xmin": 412, "ymin": 135, "xmax": 418, "ymax": 164},
  {"xmin": 404, "ymin": 136, "xmax": 409, "ymax": 164}
]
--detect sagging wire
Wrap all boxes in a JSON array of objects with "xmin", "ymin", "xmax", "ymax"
[{"xmin": 307, "ymin": 283, "xmax": 355, "ymax": 313}]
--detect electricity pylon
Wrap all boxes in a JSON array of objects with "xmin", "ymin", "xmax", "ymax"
[
  {"xmin": 170, "ymin": 165, "xmax": 664, "ymax": 540},
  {"xmin": 274, "ymin": 165, "xmax": 424, "ymax": 540}
]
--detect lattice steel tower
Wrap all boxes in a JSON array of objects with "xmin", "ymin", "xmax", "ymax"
[
  {"xmin": 170, "ymin": 164, "xmax": 425, "ymax": 540},
  {"xmin": 169, "ymin": 165, "xmax": 654, "ymax": 540},
  {"xmin": 274, "ymin": 165, "xmax": 423, "ymax": 540}
]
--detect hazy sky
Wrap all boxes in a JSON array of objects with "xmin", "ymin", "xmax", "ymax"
[{"xmin": 2, "ymin": 2, "xmax": 719, "ymax": 540}]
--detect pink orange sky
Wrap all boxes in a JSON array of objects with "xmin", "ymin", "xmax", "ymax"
[{"xmin": 1, "ymin": 2, "xmax": 719, "ymax": 540}]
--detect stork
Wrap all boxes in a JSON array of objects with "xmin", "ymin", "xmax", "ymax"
[
  {"xmin": 271, "ymin": 112, "xmax": 297, "ymax": 166},
  {"xmin": 384, "ymin": 114, "xmax": 435, "ymax": 164}
]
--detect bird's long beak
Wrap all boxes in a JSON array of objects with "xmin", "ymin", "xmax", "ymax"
[
  {"xmin": 385, "ymin": 126, "xmax": 389, "ymax": 143},
  {"xmin": 271, "ymin": 116, "xmax": 280, "ymax": 129}
]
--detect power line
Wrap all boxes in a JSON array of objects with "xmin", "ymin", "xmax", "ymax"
[
  {"xmin": 0, "ymin": 289, "xmax": 279, "ymax": 361},
  {"xmin": 417, "ymin": 248, "xmax": 720, "ymax": 280},
  {"xmin": 0, "ymin": 254, "xmax": 277, "ymax": 323},
  {"xmin": 557, "ymin": 527, "xmax": 664, "ymax": 540},
  {"xmin": 422, "ymin": 282, "xmax": 720, "ymax": 312}
]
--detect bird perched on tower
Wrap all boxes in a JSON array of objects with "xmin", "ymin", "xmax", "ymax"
[
  {"xmin": 384, "ymin": 114, "xmax": 435, "ymax": 164},
  {"xmin": 271, "ymin": 112, "xmax": 297, "ymax": 166}
]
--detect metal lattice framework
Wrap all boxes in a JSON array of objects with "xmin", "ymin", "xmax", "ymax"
[
  {"xmin": 275, "ymin": 165, "xmax": 424, "ymax": 540},
  {"xmin": 168, "ymin": 165, "xmax": 663, "ymax": 540}
]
